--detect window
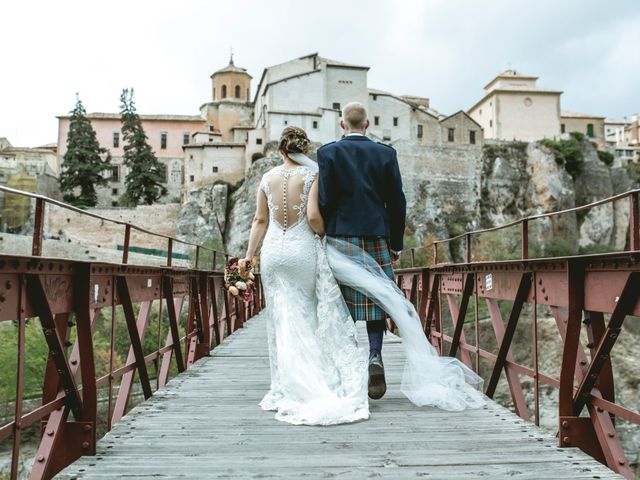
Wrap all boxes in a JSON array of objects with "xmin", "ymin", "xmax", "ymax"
[
  {"xmin": 561, "ymin": 124, "xmax": 566, "ymax": 134},
  {"xmin": 189, "ymin": 175, "xmax": 195, "ymax": 182},
  {"xmin": 374, "ymin": 116, "xmax": 380, "ymax": 126},
  {"xmin": 110, "ymin": 166, "xmax": 119, "ymax": 181},
  {"xmin": 183, "ymin": 133, "xmax": 190, "ymax": 145},
  {"xmin": 587, "ymin": 123, "xmax": 595, "ymax": 138},
  {"xmin": 489, "ymin": 119, "xmax": 493, "ymax": 128},
  {"xmin": 235, "ymin": 85, "xmax": 241, "ymax": 98},
  {"xmin": 284, "ymin": 120, "xmax": 288, "ymax": 125},
  {"xmin": 372, "ymin": 94, "xmax": 378, "ymax": 101},
  {"xmin": 111, "ymin": 201, "xmax": 118, "ymax": 207},
  {"xmin": 393, "ymin": 117, "xmax": 398, "ymax": 127},
  {"xmin": 213, "ymin": 88, "xmax": 215, "ymax": 99},
  {"xmin": 112, "ymin": 188, "xmax": 118, "ymax": 195},
  {"xmin": 479, "ymin": 109, "xmax": 482, "ymax": 115},
  {"xmin": 160, "ymin": 132, "xmax": 167, "ymax": 149},
  {"xmin": 417, "ymin": 125, "xmax": 423, "ymax": 139},
  {"xmin": 469, "ymin": 130, "xmax": 476, "ymax": 144},
  {"xmin": 256, "ymin": 138, "xmax": 262, "ymax": 145},
  {"xmin": 313, "ymin": 121, "xmax": 318, "ymax": 129},
  {"xmin": 113, "ymin": 132, "xmax": 119, "ymax": 148},
  {"xmin": 332, "ymin": 102, "xmax": 341, "ymax": 111},
  {"xmin": 448, "ymin": 128, "xmax": 455, "ymax": 142},
  {"xmin": 221, "ymin": 85, "xmax": 227, "ymax": 98},
  {"xmin": 212, "ymin": 166, "xmax": 218, "ymax": 173},
  {"xmin": 382, "ymin": 135, "xmax": 391, "ymax": 141},
  {"xmin": 158, "ymin": 165, "xmax": 168, "ymax": 183},
  {"xmin": 209, "ymin": 125, "xmax": 214, "ymax": 132}
]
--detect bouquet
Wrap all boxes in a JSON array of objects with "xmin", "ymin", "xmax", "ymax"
[{"xmin": 224, "ymin": 257, "xmax": 257, "ymax": 302}]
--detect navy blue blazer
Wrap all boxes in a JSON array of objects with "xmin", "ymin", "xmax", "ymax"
[{"xmin": 317, "ymin": 135, "xmax": 407, "ymax": 252}]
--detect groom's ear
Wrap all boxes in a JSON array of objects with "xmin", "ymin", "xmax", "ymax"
[
  {"xmin": 365, "ymin": 119, "xmax": 370, "ymax": 130},
  {"xmin": 340, "ymin": 120, "xmax": 345, "ymax": 131}
]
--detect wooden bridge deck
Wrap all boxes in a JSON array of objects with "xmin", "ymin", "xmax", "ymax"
[{"xmin": 58, "ymin": 317, "xmax": 622, "ymax": 479}]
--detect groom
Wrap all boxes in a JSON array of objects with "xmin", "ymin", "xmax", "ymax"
[{"xmin": 317, "ymin": 102, "xmax": 406, "ymax": 400}]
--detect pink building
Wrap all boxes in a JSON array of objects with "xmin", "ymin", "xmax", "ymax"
[{"xmin": 57, "ymin": 113, "xmax": 206, "ymax": 206}]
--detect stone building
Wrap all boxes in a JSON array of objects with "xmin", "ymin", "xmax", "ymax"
[
  {"xmin": 468, "ymin": 70, "xmax": 562, "ymax": 142},
  {"xmin": 56, "ymin": 53, "xmax": 485, "ymax": 203},
  {"xmin": 57, "ymin": 113, "xmax": 206, "ymax": 206},
  {"xmin": 560, "ymin": 111, "xmax": 606, "ymax": 147},
  {"xmin": 0, "ymin": 138, "xmax": 60, "ymax": 230},
  {"xmin": 439, "ymin": 111, "xmax": 484, "ymax": 145}
]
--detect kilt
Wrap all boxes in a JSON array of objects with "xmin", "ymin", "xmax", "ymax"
[{"xmin": 333, "ymin": 235, "xmax": 394, "ymax": 323}]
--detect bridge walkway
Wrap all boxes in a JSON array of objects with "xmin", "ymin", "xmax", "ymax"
[{"xmin": 58, "ymin": 317, "xmax": 622, "ymax": 479}]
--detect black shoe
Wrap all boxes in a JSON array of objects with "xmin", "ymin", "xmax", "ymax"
[{"xmin": 368, "ymin": 351, "xmax": 386, "ymax": 400}]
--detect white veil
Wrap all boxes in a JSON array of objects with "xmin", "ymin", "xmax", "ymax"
[{"xmin": 289, "ymin": 152, "xmax": 485, "ymax": 411}]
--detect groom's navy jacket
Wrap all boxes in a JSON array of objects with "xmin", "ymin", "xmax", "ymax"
[{"xmin": 317, "ymin": 135, "xmax": 406, "ymax": 252}]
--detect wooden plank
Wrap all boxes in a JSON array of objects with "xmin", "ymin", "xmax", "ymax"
[{"xmin": 57, "ymin": 316, "xmax": 623, "ymax": 480}]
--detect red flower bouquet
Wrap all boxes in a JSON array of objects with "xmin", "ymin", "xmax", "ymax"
[{"xmin": 224, "ymin": 257, "xmax": 257, "ymax": 302}]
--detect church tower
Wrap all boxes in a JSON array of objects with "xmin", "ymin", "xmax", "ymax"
[{"xmin": 211, "ymin": 54, "xmax": 252, "ymax": 103}]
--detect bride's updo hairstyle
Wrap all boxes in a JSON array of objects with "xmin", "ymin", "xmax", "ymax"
[{"xmin": 279, "ymin": 126, "xmax": 310, "ymax": 156}]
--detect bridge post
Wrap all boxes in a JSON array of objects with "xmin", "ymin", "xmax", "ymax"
[
  {"xmin": 521, "ymin": 219, "xmax": 529, "ymax": 259},
  {"xmin": 122, "ymin": 224, "xmax": 131, "ymax": 264},
  {"xmin": 630, "ymin": 191, "xmax": 639, "ymax": 251},
  {"xmin": 32, "ymin": 197, "xmax": 45, "ymax": 256}
]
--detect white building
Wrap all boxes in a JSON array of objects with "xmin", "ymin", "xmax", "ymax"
[
  {"xmin": 468, "ymin": 70, "xmax": 562, "ymax": 142},
  {"xmin": 182, "ymin": 52, "xmax": 483, "ymax": 194}
]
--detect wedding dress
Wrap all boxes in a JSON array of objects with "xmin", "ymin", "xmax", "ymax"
[
  {"xmin": 257, "ymin": 155, "xmax": 486, "ymax": 426},
  {"xmin": 257, "ymin": 164, "xmax": 370, "ymax": 425}
]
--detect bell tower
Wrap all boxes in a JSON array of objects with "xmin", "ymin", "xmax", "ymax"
[{"xmin": 211, "ymin": 54, "xmax": 252, "ymax": 103}]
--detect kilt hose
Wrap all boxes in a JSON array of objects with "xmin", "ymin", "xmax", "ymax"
[{"xmin": 332, "ymin": 235, "xmax": 394, "ymax": 332}]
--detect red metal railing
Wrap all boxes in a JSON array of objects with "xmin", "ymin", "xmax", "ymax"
[
  {"xmin": 399, "ymin": 188, "xmax": 640, "ymax": 266},
  {"xmin": 394, "ymin": 188, "xmax": 640, "ymax": 479},
  {"xmin": 0, "ymin": 187, "xmax": 263, "ymax": 480}
]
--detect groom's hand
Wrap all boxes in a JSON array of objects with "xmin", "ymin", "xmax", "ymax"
[{"xmin": 391, "ymin": 250, "xmax": 401, "ymax": 263}]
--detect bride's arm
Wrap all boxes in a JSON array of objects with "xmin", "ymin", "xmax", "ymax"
[
  {"xmin": 307, "ymin": 179, "xmax": 325, "ymax": 236},
  {"xmin": 244, "ymin": 184, "xmax": 269, "ymax": 260}
]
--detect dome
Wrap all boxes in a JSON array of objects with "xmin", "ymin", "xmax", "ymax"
[{"xmin": 211, "ymin": 55, "xmax": 252, "ymax": 78}]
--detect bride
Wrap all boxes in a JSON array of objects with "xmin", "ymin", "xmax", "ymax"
[{"xmin": 243, "ymin": 126, "xmax": 485, "ymax": 426}]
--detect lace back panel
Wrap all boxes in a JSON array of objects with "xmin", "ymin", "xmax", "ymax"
[{"xmin": 261, "ymin": 166, "xmax": 316, "ymax": 231}]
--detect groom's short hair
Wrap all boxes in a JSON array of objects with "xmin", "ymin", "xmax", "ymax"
[{"xmin": 342, "ymin": 102, "xmax": 368, "ymax": 130}]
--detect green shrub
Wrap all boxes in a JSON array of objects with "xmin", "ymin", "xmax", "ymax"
[
  {"xmin": 579, "ymin": 244, "xmax": 616, "ymax": 255},
  {"xmin": 597, "ymin": 150, "xmax": 614, "ymax": 166},
  {"xmin": 541, "ymin": 238, "xmax": 573, "ymax": 257},
  {"xmin": 569, "ymin": 131, "xmax": 585, "ymax": 142},
  {"xmin": 540, "ymin": 137, "xmax": 585, "ymax": 179}
]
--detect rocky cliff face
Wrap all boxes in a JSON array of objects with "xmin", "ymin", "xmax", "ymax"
[{"xmin": 177, "ymin": 138, "xmax": 635, "ymax": 259}]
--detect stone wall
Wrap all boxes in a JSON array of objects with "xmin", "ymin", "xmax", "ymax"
[{"xmin": 44, "ymin": 203, "xmax": 184, "ymax": 254}]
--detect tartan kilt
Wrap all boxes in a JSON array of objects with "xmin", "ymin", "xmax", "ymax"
[{"xmin": 333, "ymin": 235, "xmax": 394, "ymax": 322}]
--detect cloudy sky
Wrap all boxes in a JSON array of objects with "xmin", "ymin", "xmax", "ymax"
[{"xmin": 3, "ymin": 0, "xmax": 639, "ymax": 147}]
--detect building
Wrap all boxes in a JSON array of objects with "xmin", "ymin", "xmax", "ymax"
[
  {"xmin": 613, "ymin": 114, "xmax": 640, "ymax": 164},
  {"xmin": 560, "ymin": 111, "xmax": 605, "ymax": 147},
  {"xmin": 604, "ymin": 118, "xmax": 629, "ymax": 146},
  {"xmin": 56, "ymin": 53, "xmax": 484, "ymax": 204},
  {"xmin": 57, "ymin": 113, "xmax": 206, "ymax": 206},
  {"xmin": 184, "ymin": 52, "xmax": 483, "ymax": 195},
  {"xmin": 468, "ymin": 70, "xmax": 562, "ymax": 142},
  {"xmin": 439, "ymin": 111, "xmax": 484, "ymax": 145},
  {"xmin": 0, "ymin": 138, "xmax": 60, "ymax": 231}
]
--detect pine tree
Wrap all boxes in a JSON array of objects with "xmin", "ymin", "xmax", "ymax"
[
  {"xmin": 59, "ymin": 95, "xmax": 111, "ymax": 207},
  {"xmin": 120, "ymin": 88, "xmax": 167, "ymax": 205}
]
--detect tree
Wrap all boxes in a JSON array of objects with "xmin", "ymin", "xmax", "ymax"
[
  {"xmin": 120, "ymin": 88, "xmax": 167, "ymax": 205},
  {"xmin": 59, "ymin": 95, "xmax": 111, "ymax": 207}
]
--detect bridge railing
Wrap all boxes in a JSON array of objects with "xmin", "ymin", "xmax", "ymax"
[
  {"xmin": 395, "ymin": 188, "xmax": 640, "ymax": 479},
  {"xmin": 0, "ymin": 187, "xmax": 264, "ymax": 480}
]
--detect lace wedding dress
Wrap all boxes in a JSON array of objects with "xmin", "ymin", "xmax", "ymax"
[
  {"xmin": 257, "ymin": 164, "xmax": 370, "ymax": 425},
  {"xmin": 257, "ymin": 156, "xmax": 486, "ymax": 426}
]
